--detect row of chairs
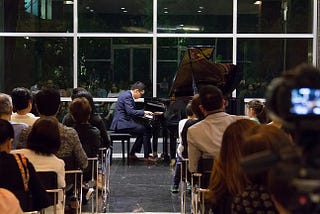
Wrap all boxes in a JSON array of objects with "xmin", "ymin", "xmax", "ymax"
[
  {"xmin": 25, "ymin": 147, "xmax": 111, "ymax": 214},
  {"xmin": 179, "ymin": 158, "xmax": 213, "ymax": 214}
]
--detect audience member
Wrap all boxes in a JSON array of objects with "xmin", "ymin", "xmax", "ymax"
[
  {"xmin": 171, "ymin": 102, "xmax": 194, "ymax": 193},
  {"xmin": 17, "ymin": 88, "xmax": 88, "ymax": 170},
  {"xmin": 207, "ymin": 119, "xmax": 259, "ymax": 214},
  {"xmin": 164, "ymin": 96, "xmax": 188, "ymax": 164},
  {"xmin": 0, "ymin": 93, "xmax": 29, "ymax": 149},
  {"xmin": 62, "ymin": 88, "xmax": 110, "ymax": 148},
  {"xmin": 247, "ymin": 99, "xmax": 268, "ymax": 124},
  {"xmin": 0, "ymin": 188, "xmax": 23, "ymax": 214},
  {"xmin": 110, "ymin": 81, "xmax": 156, "ymax": 163},
  {"xmin": 11, "ymin": 87, "xmax": 39, "ymax": 125},
  {"xmin": 232, "ymin": 125, "xmax": 292, "ymax": 214},
  {"xmin": 0, "ymin": 119, "xmax": 49, "ymax": 212},
  {"xmin": 12, "ymin": 117, "xmax": 65, "ymax": 214},
  {"xmin": 69, "ymin": 97, "xmax": 101, "ymax": 181},
  {"xmin": 187, "ymin": 85, "xmax": 247, "ymax": 187}
]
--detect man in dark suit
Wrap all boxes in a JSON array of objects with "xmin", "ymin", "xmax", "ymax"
[{"xmin": 110, "ymin": 81, "xmax": 156, "ymax": 162}]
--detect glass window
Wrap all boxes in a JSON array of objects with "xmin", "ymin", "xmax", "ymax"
[
  {"xmin": 78, "ymin": 37, "xmax": 153, "ymax": 97},
  {"xmin": 0, "ymin": 0, "xmax": 73, "ymax": 32},
  {"xmin": 237, "ymin": 38, "xmax": 312, "ymax": 113},
  {"xmin": 78, "ymin": 0, "xmax": 153, "ymax": 33},
  {"xmin": 238, "ymin": 0, "xmax": 313, "ymax": 33},
  {"xmin": 157, "ymin": 38, "xmax": 232, "ymax": 98},
  {"xmin": 158, "ymin": 0, "xmax": 233, "ymax": 33},
  {"xmin": 0, "ymin": 37, "xmax": 73, "ymax": 94}
]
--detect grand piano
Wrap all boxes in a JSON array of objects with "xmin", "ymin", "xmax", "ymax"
[{"xmin": 145, "ymin": 46, "xmax": 242, "ymax": 161}]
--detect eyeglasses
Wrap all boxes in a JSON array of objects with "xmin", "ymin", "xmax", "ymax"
[{"xmin": 137, "ymin": 90, "xmax": 145, "ymax": 96}]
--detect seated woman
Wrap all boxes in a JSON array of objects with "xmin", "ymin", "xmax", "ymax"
[
  {"xmin": 69, "ymin": 97, "xmax": 101, "ymax": 182},
  {"xmin": 247, "ymin": 99, "xmax": 268, "ymax": 124},
  {"xmin": 232, "ymin": 125, "xmax": 293, "ymax": 214},
  {"xmin": 12, "ymin": 117, "xmax": 65, "ymax": 214},
  {"xmin": 207, "ymin": 119, "xmax": 259, "ymax": 214},
  {"xmin": 62, "ymin": 88, "xmax": 110, "ymax": 148},
  {"xmin": 0, "ymin": 119, "xmax": 49, "ymax": 212}
]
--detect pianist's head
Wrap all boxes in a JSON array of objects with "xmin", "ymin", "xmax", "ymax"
[
  {"xmin": 199, "ymin": 85, "xmax": 224, "ymax": 114},
  {"xmin": 131, "ymin": 81, "xmax": 145, "ymax": 99}
]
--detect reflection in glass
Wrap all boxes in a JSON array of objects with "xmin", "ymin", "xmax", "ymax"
[
  {"xmin": 238, "ymin": 0, "xmax": 312, "ymax": 33},
  {"xmin": 236, "ymin": 38, "xmax": 312, "ymax": 113},
  {"xmin": 78, "ymin": 0, "xmax": 153, "ymax": 33},
  {"xmin": 78, "ymin": 38, "xmax": 152, "ymax": 97},
  {"xmin": 157, "ymin": 38, "xmax": 232, "ymax": 98},
  {"xmin": 1, "ymin": 0, "xmax": 73, "ymax": 32},
  {"xmin": 0, "ymin": 37, "xmax": 73, "ymax": 94},
  {"xmin": 158, "ymin": 0, "xmax": 232, "ymax": 33}
]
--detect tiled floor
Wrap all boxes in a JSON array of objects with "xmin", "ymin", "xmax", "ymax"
[{"xmin": 82, "ymin": 152, "xmax": 191, "ymax": 213}]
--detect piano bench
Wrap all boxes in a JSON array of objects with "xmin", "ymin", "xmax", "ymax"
[{"xmin": 108, "ymin": 131, "xmax": 132, "ymax": 165}]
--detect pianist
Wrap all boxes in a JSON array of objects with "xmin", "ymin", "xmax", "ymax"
[{"xmin": 110, "ymin": 81, "xmax": 157, "ymax": 163}]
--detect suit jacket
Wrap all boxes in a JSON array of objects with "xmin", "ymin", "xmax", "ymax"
[{"xmin": 110, "ymin": 90, "xmax": 144, "ymax": 131}]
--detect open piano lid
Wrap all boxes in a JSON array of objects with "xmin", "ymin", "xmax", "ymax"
[{"xmin": 169, "ymin": 46, "xmax": 242, "ymax": 97}]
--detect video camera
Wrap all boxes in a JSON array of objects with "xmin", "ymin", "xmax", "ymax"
[{"xmin": 243, "ymin": 64, "xmax": 320, "ymax": 213}]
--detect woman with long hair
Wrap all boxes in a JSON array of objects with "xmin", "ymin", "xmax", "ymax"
[{"xmin": 207, "ymin": 119, "xmax": 259, "ymax": 213}]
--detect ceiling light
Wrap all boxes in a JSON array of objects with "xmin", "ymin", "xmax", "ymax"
[
  {"xmin": 164, "ymin": 11, "xmax": 168, "ymax": 14},
  {"xmin": 121, "ymin": 7, "xmax": 126, "ymax": 10},
  {"xmin": 254, "ymin": 1, "xmax": 262, "ymax": 5},
  {"xmin": 123, "ymin": 10, "xmax": 128, "ymax": 13},
  {"xmin": 199, "ymin": 6, "xmax": 204, "ymax": 9},
  {"xmin": 197, "ymin": 10, "xmax": 202, "ymax": 13}
]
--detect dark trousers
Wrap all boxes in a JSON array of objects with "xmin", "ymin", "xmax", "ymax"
[
  {"xmin": 118, "ymin": 122, "xmax": 152, "ymax": 158},
  {"xmin": 173, "ymin": 157, "xmax": 191, "ymax": 186}
]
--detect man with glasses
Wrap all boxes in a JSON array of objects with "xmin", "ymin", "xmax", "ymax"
[{"xmin": 110, "ymin": 81, "xmax": 156, "ymax": 162}]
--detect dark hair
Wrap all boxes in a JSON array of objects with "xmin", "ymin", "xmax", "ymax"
[
  {"xmin": 191, "ymin": 94, "xmax": 204, "ymax": 119},
  {"xmin": 247, "ymin": 100, "xmax": 268, "ymax": 124},
  {"xmin": 72, "ymin": 91, "xmax": 96, "ymax": 113},
  {"xmin": 131, "ymin": 81, "xmax": 145, "ymax": 91},
  {"xmin": 199, "ymin": 85, "xmax": 223, "ymax": 111},
  {"xmin": 70, "ymin": 97, "xmax": 92, "ymax": 123},
  {"xmin": 11, "ymin": 87, "xmax": 33, "ymax": 111},
  {"xmin": 185, "ymin": 103, "xmax": 193, "ymax": 117},
  {"xmin": 71, "ymin": 87, "xmax": 87, "ymax": 100},
  {"xmin": 0, "ymin": 119, "xmax": 14, "ymax": 145},
  {"xmin": 35, "ymin": 88, "xmax": 60, "ymax": 116},
  {"xmin": 27, "ymin": 117, "xmax": 61, "ymax": 155},
  {"xmin": 241, "ymin": 125, "xmax": 291, "ymax": 186}
]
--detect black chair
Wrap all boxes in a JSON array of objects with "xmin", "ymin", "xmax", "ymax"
[
  {"xmin": 36, "ymin": 171, "xmax": 64, "ymax": 214},
  {"xmin": 108, "ymin": 130, "xmax": 133, "ymax": 165}
]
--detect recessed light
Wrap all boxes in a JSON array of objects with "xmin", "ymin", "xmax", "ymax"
[
  {"xmin": 121, "ymin": 7, "xmax": 126, "ymax": 10},
  {"xmin": 163, "ymin": 7, "xmax": 168, "ymax": 10},
  {"xmin": 199, "ymin": 6, "xmax": 204, "ymax": 9},
  {"xmin": 164, "ymin": 11, "xmax": 168, "ymax": 14},
  {"xmin": 123, "ymin": 10, "xmax": 128, "ymax": 13},
  {"xmin": 197, "ymin": 10, "xmax": 202, "ymax": 13}
]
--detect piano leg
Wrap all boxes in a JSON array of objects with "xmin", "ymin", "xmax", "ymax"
[
  {"xmin": 162, "ymin": 125, "xmax": 170, "ymax": 162},
  {"xmin": 167, "ymin": 124, "xmax": 178, "ymax": 160},
  {"xmin": 152, "ymin": 124, "xmax": 159, "ymax": 157}
]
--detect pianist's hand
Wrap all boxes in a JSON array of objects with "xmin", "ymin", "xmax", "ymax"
[{"xmin": 144, "ymin": 111, "xmax": 153, "ymax": 116}]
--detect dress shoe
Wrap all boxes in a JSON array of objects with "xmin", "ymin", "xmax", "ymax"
[
  {"xmin": 129, "ymin": 154, "xmax": 139, "ymax": 161},
  {"xmin": 144, "ymin": 156, "xmax": 158, "ymax": 164}
]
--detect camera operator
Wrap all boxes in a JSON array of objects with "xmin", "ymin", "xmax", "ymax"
[{"xmin": 243, "ymin": 63, "xmax": 320, "ymax": 214}]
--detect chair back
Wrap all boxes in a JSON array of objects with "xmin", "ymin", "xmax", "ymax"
[{"xmin": 36, "ymin": 171, "xmax": 58, "ymax": 206}]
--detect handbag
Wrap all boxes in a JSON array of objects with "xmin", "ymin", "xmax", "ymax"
[{"xmin": 13, "ymin": 153, "xmax": 34, "ymax": 211}]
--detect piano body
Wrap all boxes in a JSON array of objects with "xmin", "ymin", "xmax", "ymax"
[{"xmin": 145, "ymin": 46, "xmax": 242, "ymax": 161}]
